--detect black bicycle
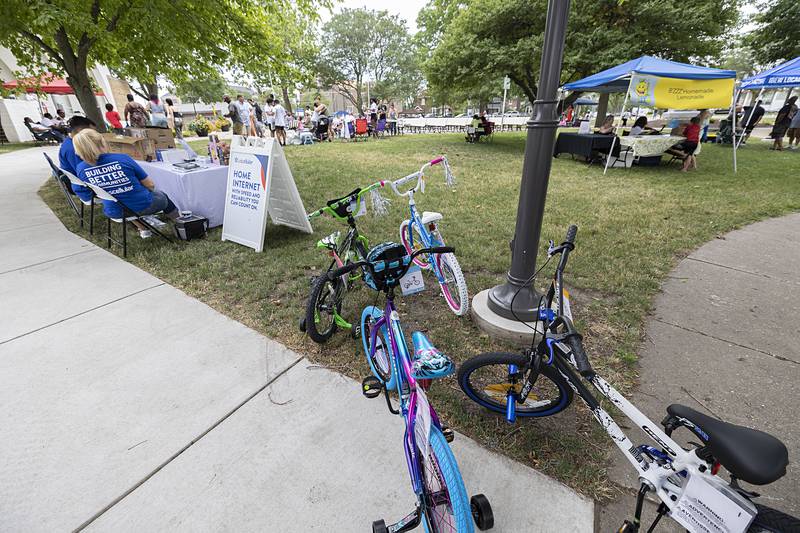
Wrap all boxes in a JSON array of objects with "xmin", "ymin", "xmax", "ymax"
[{"xmin": 458, "ymin": 225, "xmax": 799, "ymax": 533}]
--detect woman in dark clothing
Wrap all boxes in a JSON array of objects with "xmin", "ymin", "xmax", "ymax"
[{"xmin": 770, "ymin": 96, "xmax": 798, "ymax": 151}]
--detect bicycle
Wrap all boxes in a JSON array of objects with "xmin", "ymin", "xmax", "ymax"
[
  {"xmin": 457, "ymin": 225, "xmax": 799, "ymax": 533},
  {"xmin": 325, "ymin": 242, "xmax": 494, "ymax": 532},
  {"xmin": 300, "ymin": 180, "xmax": 388, "ymax": 343},
  {"xmin": 394, "ymin": 157, "xmax": 469, "ymax": 316}
]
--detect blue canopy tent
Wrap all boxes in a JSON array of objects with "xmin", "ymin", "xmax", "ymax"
[
  {"xmin": 737, "ymin": 57, "xmax": 800, "ymax": 148},
  {"xmin": 741, "ymin": 57, "xmax": 800, "ymax": 90},
  {"xmin": 562, "ymin": 56, "xmax": 737, "ymax": 173}
]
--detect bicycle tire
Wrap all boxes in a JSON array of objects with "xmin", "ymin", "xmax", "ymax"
[
  {"xmin": 420, "ymin": 425, "xmax": 474, "ymax": 533},
  {"xmin": 304, "ymin": 274, "xmax": 344, "ymax": 344},
  {"xmin": 361, "ymin": 306, "xmax": 394, "ymax": 386},
  {"xmin": 458, "ymin": 352, "xmax": 573, "ymax": 418},
  {"xmin": 747, "ymin": 504, "xmax": 800, "ymax": 532},
  {"xmin": 400, "ymin": 219, "xmax": 431, "ymax": 269},
  {"xmin": 435, "ymin": 253, "xmax": 469, "ymax": 316}
]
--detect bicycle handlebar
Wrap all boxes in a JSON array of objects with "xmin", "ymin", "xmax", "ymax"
[
  {"xmin": 566, "ymin": 333, "xmax": 594, "ymax": 378},
  {"xmin": 327, "ymin": 246, "xmax": 454, "ymax": 281},
  {"xmin": 307, "ymin": 180, "xmax": 386, "ymax": 220},
  {"xmin": 389, "ymin": 156, "xmax": 447, "ymax": 198}
]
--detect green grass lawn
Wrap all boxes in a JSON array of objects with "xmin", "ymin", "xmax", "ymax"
[
  {"xmin": 0, "ymin": 142, "xmax": 44, "ymax": 154},
  {"xmin": 39, "ymin": 132, "xmax": 800, "ymax": 501}
]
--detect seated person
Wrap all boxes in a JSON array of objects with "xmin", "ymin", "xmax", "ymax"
[
  {"xmin": 40, "ymin": 113, "xmax": 68, "ymax": 135},
  {"xmin": 629, "ymin": 116, "xmax": 658, "ymax": 136},
  {"xmin": 52, "ymin": 109, "xmax": 70, "ymax": 133},
  {"xmin": 596, "ymin": 114, "xmax": 615, "ymax": 134},
  {"xmin": 466, "ymin": 114, "xmax": 483, "ymax": 142},
  {"xmin": 72, "ymin": 129, "xmax": 179, "ymax": 238},
  {"xmin": 59, "ymin": 116, "xmax": 97, "ymax": 199},
  {"xmin": 24, "ymin": 116, "xmax": 65, "ymax": 142}
]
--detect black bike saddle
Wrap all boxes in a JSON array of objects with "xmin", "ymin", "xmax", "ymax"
[{"xmin": 667, "ymin": 404, "xmax": 788, "ymax": 485}]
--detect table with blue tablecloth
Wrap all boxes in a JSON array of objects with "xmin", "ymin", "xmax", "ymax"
[{"xmin": 139, "ymin": 161, "xmax": 228, "ymax": 228}]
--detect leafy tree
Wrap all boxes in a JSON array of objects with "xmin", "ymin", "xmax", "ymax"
[
  {"xmin": 0, "ymin": 0, "xmax": 324, "ymax": 129},
  {"xmin": 173, "ymin": 73, "xmax": 228, "ymax": 105},
  {"xmin": 425, "ymin": 0, "xmax": 739, "ymax": 107},
  {"xmin": 744, "ymin": 0, "xmax": 800, "ymax": 66},
  {"xmin": 317, "ymin": 8, "xmax": 416, "ymax": 113}
]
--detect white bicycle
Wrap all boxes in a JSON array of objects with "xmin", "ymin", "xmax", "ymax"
[
  {"xmin": 458, "ymin": 225, "xmax": 799, "ymax": 532},
  {"xmin": 393, "ymin": 156, "xmax": 469, "ymax": 316}
]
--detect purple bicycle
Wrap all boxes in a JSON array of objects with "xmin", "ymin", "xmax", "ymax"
[{"xmin": 325, "ymin": 242, "xmax": 493, "ymax": 532}]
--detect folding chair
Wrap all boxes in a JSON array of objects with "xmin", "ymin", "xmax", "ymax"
[
  {"xmin": 354, "ymin": 118, "xmax": 369, "ymax": 141},
  {"xmin": 43, "ymin": 153, "xmax": 82, "ymax": 223},
  {"xmin": 82, "ymin": 181, "xmax": 174, "ymax": 258},
  {"xmin": 376, "ymin": 119, "xmax": 387, "ymax": 137}
]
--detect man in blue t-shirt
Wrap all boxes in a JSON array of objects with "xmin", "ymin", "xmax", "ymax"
[{"xmin": 59, "ymin": 116, "xmax": 96, "ymax": 201}]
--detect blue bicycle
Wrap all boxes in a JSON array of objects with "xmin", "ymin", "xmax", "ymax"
[
  {"xmin": 325, "ymin": 242, "xmax": 493, "ymax": 532},
  {"xmin": 394, "ymin": 157, "xmax": 469, "ymax": 316}
]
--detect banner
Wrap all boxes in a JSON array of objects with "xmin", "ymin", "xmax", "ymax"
[
  {"xmin": 628, "ymin": 74, "xmax": 734, "ymax": 109},
  {"xmin": 221, "ymin": 137, "xmax": 311, "ymax": 252}
]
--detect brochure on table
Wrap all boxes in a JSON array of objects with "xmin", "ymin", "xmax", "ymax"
[{"xmin": 221, "ymin": 136, "xmax": 312, "ymax": 252}]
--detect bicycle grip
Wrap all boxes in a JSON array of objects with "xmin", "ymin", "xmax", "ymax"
[
  {"xmin": 418, "ymin": 246, "xmax": 454, "ymax": 256},
  {"xmin": 327, "ymin": 262, "xmax": 363, "ymax": 279},
  {"xmin": 567, "ymin": 334, "xmax": 594, "ymax": 377},
  {"xmin": 430, "ymin": 156, "xmax": 444, "ymax": 166},
  {"xmin": 564, "ymin": 225, "xmax": 578, "ymax": 245}
]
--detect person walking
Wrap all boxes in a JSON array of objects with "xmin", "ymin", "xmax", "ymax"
[
  {"xmin": 769, "ymin": 96, "xmax": 798, "ymax": 151},
  {"xmin": 164, "ymin": 98, "xmax": 183, "ymax": 138},
  {"xmin": 264, "ymin": 96, "xmax": 275, "ymax": 138},
  {"xmin": 233, "ymin": 95, "xmax": 254, "ymax": 137},
  {"xmin": 388, "ymin": 103, "xmax": 398, "ymax": 135},
  {"xmin": 223, "ymin": 95, "xmax": 244, "ymax": 135},
  {"xmin": 105, "ymin": 103, "xmax": 124, "ymax": 133},
  {"xmin": 123, "ymin": 94, "xmax": 149, "ymax": 128},
  {"xmin": 787, "ymin": 102, "xmax": 800, "ymax": 150},
  {"xmin": 273, "ymin": 97, "xmax": 287, "ymax": 146},
  {"xmin": 147, "ymin": 94, "xmax": 168, "ymax": 127}
]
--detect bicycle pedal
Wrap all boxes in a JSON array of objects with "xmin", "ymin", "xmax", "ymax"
[
  {"xmin": 350, "ymin": 324, "xmax": 361, "ymax": 339},
  {"xmin": 442, "ymin": 426, "xmax": 455, "ymax": 443},
  {"xmin": 362, "ymin": 376, "xmax": 383, "ymax": 399}
]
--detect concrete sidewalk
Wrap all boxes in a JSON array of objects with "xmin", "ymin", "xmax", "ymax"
[
  {"xmin": 0, "ymin": 147, "xmax": 594, "ymax": 532},
  {"xmin": 598, "ymin": 214, "xmax": 800, "ymax": 531}
]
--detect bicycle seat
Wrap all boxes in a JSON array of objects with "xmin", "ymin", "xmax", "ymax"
[
  {"xmin": 411, "ymin": 331, "xmax": 455, "ymax": 379},
  {"xmin": 421, "ymin": 211, "xmax": 443, "ymax": 225},
  {"xmin": 667, "ymin": 404, "xmax": 788, "ymax": 485}
]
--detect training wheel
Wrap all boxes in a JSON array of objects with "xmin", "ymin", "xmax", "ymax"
[
  {"xmin": 372, "ymin": 519, "xmax": 388, "ymax": 533},
  {"xmin": 298, "ymin": 317, "xmax": 306, "ymax": 333},
  {"xmin": 471, "ymin": 494, "xmax": 494, "ymax": 530}
]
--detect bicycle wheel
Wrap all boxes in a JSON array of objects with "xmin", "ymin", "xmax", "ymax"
[
  {"xmin": 305, "ymin": 274, "xmax": 344, "ymax": 344},
  {"xmin": 435, "ymin": 253, "xmax": 469, "ymax": 316},
  {"xmin": 400, "ymin": 219, "xmax": 431, "ymax": 269},
  {"xmin": 419, "ymin": 426, "xmax": 474, "ymax": 533},
  {"xmin": 747, "ymin": 504, "xmax": 800, "ymax": 532},
  {"xmin": 361, "ymin": 306, "xmax": 394, "ymax": 385},
  {"xmin": 458, "ymin": 352, "xmax": 573, "ymax": 417}
]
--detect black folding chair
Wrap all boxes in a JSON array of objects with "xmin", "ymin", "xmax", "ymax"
[
  {"xmin": 43, "ymin": 153, "xmax": 82, "ymax": 223},
  {"xmin": 82, "ymin": 181, "xmax": 174, "ymax": 257}
]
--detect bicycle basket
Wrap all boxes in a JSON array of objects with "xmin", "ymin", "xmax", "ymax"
[
  {"xmin": 326, "ymin": 188, "xmax": 361, "ymax": 219},
  {"xmin": 363, "ymin": 242, "xmax": 410, "ymax": 291}
]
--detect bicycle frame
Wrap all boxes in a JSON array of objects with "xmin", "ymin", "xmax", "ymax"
[{"xmin": 367, "ymin": 298, "xmax": 443, "ymax": 501}]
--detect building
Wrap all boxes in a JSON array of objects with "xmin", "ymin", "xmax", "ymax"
[{"xmin": 0, "ymin": 46, "xmax": 126, "ymax": 142}]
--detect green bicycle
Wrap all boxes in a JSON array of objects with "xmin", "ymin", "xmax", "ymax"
[{"xmin": 300, "ymin": 180, "xmax": 389, "ymax": 343}]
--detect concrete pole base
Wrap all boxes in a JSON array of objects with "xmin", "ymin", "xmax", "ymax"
[{"xmin": 471, "ymin": 289, "xmax": 544, "ymax": 347}]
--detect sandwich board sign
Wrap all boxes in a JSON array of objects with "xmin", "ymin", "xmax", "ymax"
[{"xmin": 221, "ymin": 136, "xmax": 312, "ymax": 252}]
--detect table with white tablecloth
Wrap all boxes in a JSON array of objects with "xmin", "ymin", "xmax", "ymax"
[
  {"xmin": 139, "ymin": 161, "xmax": 228, "ymax": 227},
  {"xmin": 619, "ymin": 135, "xmax": 685, "ymax": 158}
]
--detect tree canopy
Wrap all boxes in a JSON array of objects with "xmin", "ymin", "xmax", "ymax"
[
  {"xmin": 316, "ymin": 8, "xmax": 420, "ymax": 113},
  {"xmin": 425, "ymin": 0, "xmax": 739, "ymax": 107},
  {"xmin": 0, "ymin": 0, "xmax": 324, "ymax": 128},
  {"xmin": 744, "ymin": 0, "xmax": 800, "ymax": 67}
]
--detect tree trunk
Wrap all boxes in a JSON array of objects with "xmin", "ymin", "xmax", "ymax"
[
  {"xmin": 66, "ymin": 67, "xmax": 106, "ymax": 132},
  {"xmin": 282, "ymin": 86, "xmax": 293, "ymax": 114},
  {"xmin": 140, "ymin": 78, "xmax": 158, "ymax": 98}
]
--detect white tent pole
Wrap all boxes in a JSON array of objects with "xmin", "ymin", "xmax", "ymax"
[
  {"xmin": 735, "ymin": 87, "xmax": 763, "ymax": 149},
  {"xmin": 730, "ymin": 82, "xmax": 739, "ymax": 173},
  {"xmin": 604, "ymin": 74, "xmax": 634, "ymax": 175}
]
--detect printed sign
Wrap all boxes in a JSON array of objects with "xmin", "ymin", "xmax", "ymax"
[
  {"xmin": 400, "ymin": 264, "xmax": 425, "ymax": 296},
  {"xmin": 221, "ymin": 137, "xmax": 311, "ymax": 252},
  {"xmin": 628, "ymin": 74, "xmax": 734, "ymax": 110},
  {"xmin": 671, "ymin": 474, "xmax": 755, "ymax": 533}
]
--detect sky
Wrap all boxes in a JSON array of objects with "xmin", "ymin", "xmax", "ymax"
[{"xmin": 322, "ymin": 0, "xmax": 429, "ymax": 33}]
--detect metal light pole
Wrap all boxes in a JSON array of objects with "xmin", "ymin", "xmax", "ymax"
[{"xmin": 487, "ymin": 0, "xmax": 571, "ymax": 321}]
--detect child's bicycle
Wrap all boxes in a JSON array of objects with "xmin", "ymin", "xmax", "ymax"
[
  {"xmin": 393, "ymin": 157, "xmax": 469, "ymax": 316},
  {"xmin": 324, "ymin": 242, "xmax": 494, "ymax": 532},
  {"xmin": 457, "ymin": 226, "xmax": 798, "ymax": 533},
  {"xmin": 300, "ymin": 181, "xmax": 386, "ymax": 343}
]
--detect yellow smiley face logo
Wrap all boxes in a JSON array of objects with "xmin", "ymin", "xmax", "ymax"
[{"xmin": 635, "ymin": 80, "xmax": 649, "ymax": 96}]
